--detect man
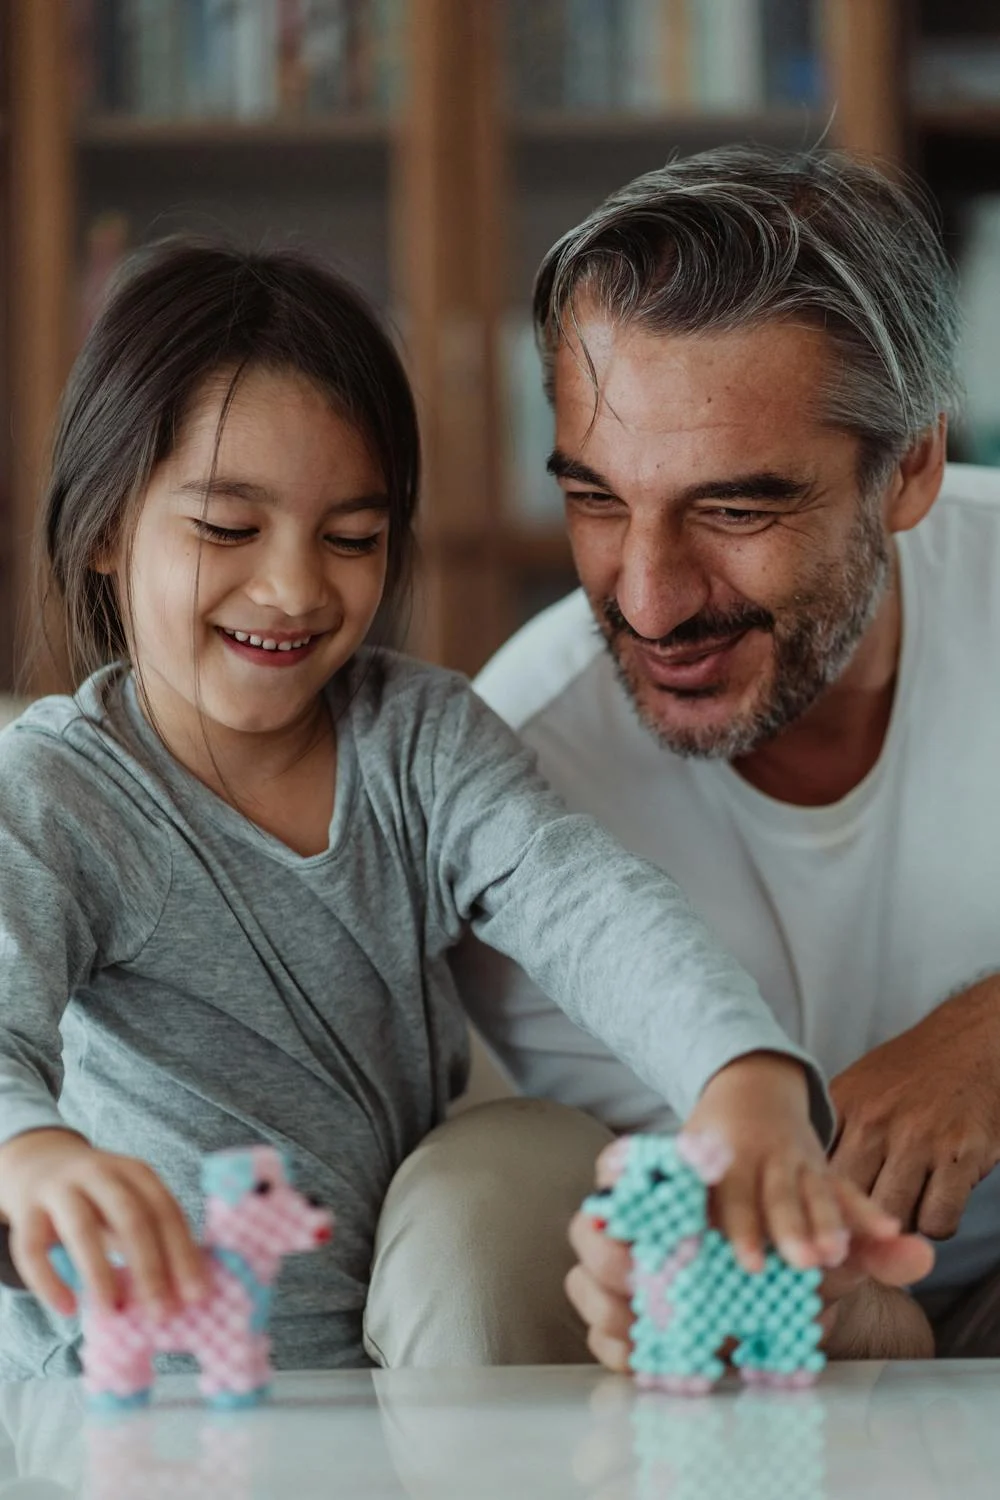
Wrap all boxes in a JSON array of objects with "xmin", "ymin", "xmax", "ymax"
[{"xmin": 365, "ymin": 145, "xmax": 1000, "ymax": 1367}]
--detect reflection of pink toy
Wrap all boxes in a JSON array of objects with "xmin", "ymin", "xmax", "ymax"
[{"xmin": 51, "ymin": 1146, "xmax": 333, "ymax": 1411}]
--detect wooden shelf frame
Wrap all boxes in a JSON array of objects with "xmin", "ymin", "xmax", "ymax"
[{"xmin": 1, "ymin": 0, "xmax": 916, "ymax": 692}]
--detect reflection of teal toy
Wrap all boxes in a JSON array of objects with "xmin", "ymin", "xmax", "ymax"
[
  {"xmin": 632, "ymin": 1388, "xmax": 826, "ymax": 1500},
  {"xmin": 582, "ymin": 1133, "xmax": 825, "ymax": 1394}
]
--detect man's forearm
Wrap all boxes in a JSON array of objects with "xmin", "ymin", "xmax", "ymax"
[{"xmin": 827, "ymin": 1280, "xmax": 935, "ymax": 1361}]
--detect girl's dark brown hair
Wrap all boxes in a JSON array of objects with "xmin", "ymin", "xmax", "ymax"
[{"xmin": 40, "ymin": 237, "xmax": 420, "ymax": 687}]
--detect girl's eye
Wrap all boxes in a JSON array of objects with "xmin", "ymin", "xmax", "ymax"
[
  {"xmin": 328, "ymin": 534, "xmax": 383, "ymax": 555},
  {"xmin": 565, "ymin": 490, "xmax": 618, "ymax": 509},
  {"xmin": 191, "ymin": 519, "xmax": 256, "ymax": 544}
]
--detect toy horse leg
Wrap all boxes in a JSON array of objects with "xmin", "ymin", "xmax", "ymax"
[
  {"xmin": 194, "ymin": 1329, "xmax": 268, "ymax": 1409},
  {"xmin": 81, "ymin": 1316, "xmax": 154, "ymax": 1410},
  {"xmin": 632, "ymin": 1311, "xmax": 726, "ymax": 1394},
  {"xmin": 733, "ymin": 1328, "xmax": 822, "ymax": 1389}
]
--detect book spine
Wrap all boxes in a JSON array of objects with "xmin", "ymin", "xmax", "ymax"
[
  {"xmin": 508, "ymin": 0, "xmax": 568, "ymax": 111},
  {"xmin": 691, "ymin": 0, "xmax": 763, "ymax": 111},
  {"xmin": 202, "ymin": 0, "xmax": 238, "ymax": 115},
  {"xmin": 233, "ymin": 0, "xmax": 279, "ymax": 118},
  {"xmin": 278, "ymin": 0, "xmax": 308, "ymax": 113},
  {"xmin": 565, "ymin": 0, "xmax": 617, "ymax": 110},
  {"xmin": 69, "ymin": 0, "xmax": 98, "ymax": 117},
  {"xmin": 132, "ymin": 0, "xmax": 184, "ymax": 117},
  {"xmin": 760, "ymin": 0, "xmax": 820, "ymax": 107},
  {"xmin": 302, "ymin": 0, "xmax": 348, "ymax": 113},
  {"xmin": 95, "ymin": 0, "xmax": 132, "ymax": 112}
]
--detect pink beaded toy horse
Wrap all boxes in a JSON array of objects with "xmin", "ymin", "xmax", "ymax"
[{"xmin": 50, "ymin": 1145, "xmax": 333, "ymax": 1411}]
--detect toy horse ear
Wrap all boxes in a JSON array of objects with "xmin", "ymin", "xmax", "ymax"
[
  {"xmin": 597, "ymin": 1137, "xmax": 633, "ymax": 1187},
  {"xmin": 676, "ymin": 1130, "xmax": 734, "ymax": 1185}
]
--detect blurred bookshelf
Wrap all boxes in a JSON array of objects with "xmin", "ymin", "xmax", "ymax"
[{"xmin": 4, "ymin": 0, "xmax": 997, "ymax": 697}]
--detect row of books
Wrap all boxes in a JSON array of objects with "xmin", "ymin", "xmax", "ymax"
[
  {"xmin": 73, "ymin": 0, "xmax": 405, "ymax": 120},
  {"xmin": 508, "ymin": 0, "xmax": 824, "ymax": 115},
  {"xmin": 912, "ymin": 40, "xmax": 1000, "ymax": 106}
]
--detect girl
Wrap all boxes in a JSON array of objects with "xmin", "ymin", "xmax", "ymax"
[{"xmin": 0, "ymin": 241, "xmax": 895, "ymax": 1378}]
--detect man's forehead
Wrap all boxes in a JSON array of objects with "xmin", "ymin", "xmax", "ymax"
[
  {"xmin": 552, "ymin": 314, "xmax": 832, "ymax": 421},
  {"xmin": 551, "ymin": 316, "xmax": 837, "ymax": 471}
]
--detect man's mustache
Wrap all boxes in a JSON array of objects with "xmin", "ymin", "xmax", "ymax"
[{"xmin": 602, "ymin": 598, "xmax": 775, "ymax": 650}]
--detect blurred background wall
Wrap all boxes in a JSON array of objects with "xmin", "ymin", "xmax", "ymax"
[{"xmin": 0, "ymin": 0, "xmax": 996, "ymax": 696}]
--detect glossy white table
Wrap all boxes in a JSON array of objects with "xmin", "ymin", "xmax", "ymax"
[{"xmin": 0, "ymin": 1362, "xmax": 998, "ymax": 1499}]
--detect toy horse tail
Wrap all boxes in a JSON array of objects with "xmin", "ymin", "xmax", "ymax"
[{"xmin": 48, "ymin": 1244, "xmax": 82, "ymax": 1292}]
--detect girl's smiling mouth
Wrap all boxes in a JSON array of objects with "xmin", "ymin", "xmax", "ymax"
[{"xmin": 217, "ymin": 627, "xmax": 323, "ymax": 663}]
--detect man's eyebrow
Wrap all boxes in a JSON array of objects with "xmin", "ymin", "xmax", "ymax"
[
  {"xmin": 545, "ymin": 455, "xmax": 813, "ymax": 507},
  {"xmin": 176, "ymin": 478, "xmax": 390, "ymax": 515},
  {"xmin": 546, "ymin": 450, "xmax": 615, "ymax": 490},
  {"xmin": 677, "ymin": 473, "xmax": 814, "ymax": 505}
]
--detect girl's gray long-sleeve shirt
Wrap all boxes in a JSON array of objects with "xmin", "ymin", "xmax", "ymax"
[{"xmin": 0, "ymin": 652, "xmax": 831, "ymax": 1377}]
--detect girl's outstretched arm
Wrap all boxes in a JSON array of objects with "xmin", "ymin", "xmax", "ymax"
[{"xmin": 422, "ymin": 674, "xmax": 899, "ymax": 1271}]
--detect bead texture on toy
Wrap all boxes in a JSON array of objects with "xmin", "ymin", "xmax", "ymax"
[
  {"xmin": 50, "ymin": 1145, "xmax": 333, "ymax": 1411},
  {"xmin": 582, "ymin": 1132, "xmax": 825, "ymax": 1393}
]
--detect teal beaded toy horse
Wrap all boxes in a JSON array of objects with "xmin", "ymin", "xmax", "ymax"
[{"xmin": 582, "ymin": 1132, "xmax": 826, "ymax": 1394}]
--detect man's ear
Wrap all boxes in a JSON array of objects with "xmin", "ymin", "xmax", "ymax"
[{"xmin": 886, "ymin": 416, "xmax": 947, "ymax": 535}]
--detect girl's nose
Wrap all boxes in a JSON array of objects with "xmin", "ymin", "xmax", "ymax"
[{"xmin": 246, "ymin": 545, "xmax": 329, "ymax": 618}]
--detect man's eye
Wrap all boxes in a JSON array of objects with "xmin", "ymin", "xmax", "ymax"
[
  {"xmin": 709, "ymin": 508, "xmax": 772, "ymax": 526},
  {"xmin": 191, "ymin": 519, "xmax": 256, "ymax": 543}
]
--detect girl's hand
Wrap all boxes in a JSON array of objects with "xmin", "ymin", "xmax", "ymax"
[
  {"xmin": 685, "ymin": 1051, "xmax": 905, "ymax": 1273},
  {"xmin": 564, "ymin": 1052, "xmax": 935, "ymax": 1374},
  {"xmin": 0, "ymin": 1127, "xmax": 209, "ymax": 1317},
  {"xmin": 565, "ymin": 1211, "xmax": 936, "ymax": 1372}
]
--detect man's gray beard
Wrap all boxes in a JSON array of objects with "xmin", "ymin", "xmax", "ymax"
[{"xmin": 602, "ymin": 505, "xmax": 893, "ymax": 761}]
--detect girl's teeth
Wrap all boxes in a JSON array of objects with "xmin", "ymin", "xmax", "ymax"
[{"xmin": 222, "ymin": 628, "xmax": 313, "ymax": 650}]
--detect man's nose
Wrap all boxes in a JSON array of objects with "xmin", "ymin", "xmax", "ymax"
[{"xmin": 614, "ymin": 520, "xmax": 709, "ymax": 643}]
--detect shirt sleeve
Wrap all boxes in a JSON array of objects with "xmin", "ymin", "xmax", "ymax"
[
  {"xmin": 428, "ymin": 683, "xmax": 834, "ymax": 1142},
  {"xmin": 0, "ymin": 724, "xmax": 172, "ymax": 1149}
]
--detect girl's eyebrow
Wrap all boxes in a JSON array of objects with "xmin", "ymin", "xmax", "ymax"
[{"xmin": 176, "ymin": 478, "xmax": 390, "ymax": 515}]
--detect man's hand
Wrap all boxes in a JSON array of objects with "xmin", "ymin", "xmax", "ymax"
[
  {"xmin": 830, "ymin": 975, "xmax": 1000, "ymax": 1238},
  {"xmin": 819, "ymin": 1237, "xmax": 935, "ymax": 1360},
  {"xmin": 566, "ymin": 1210, "xmax": 936, "ymax": 1371}
]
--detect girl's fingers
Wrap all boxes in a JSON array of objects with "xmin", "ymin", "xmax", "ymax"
[
  {"xmin": 49, "ymin": 1190, "xmax": 121, "ymax": 1313},
  {"xmin": 799, "ymin": 1169, "xmax": 851, "ymax": 1268},
  {"xmin": 12, "ymin": 1207, "xmax": 76, "ymax": 1315},
  {"xmin": 756, "ymin": 1159, "xmax": 821, "ymax": 1270},
  {"xmin": 712, "ymin": 1164, "xmax": 765, "ymax": 1274},
  {"xmin": 565, "ymin": 1264, "xmax": 633, "ymax": 1345},
  {"xmin": 128, "ymin": 1169, "xmax": 208, "ymax": 1303},
  {"xmin": 87, "ymin": 1175, "xmax": 175, "ymax": 1314}
]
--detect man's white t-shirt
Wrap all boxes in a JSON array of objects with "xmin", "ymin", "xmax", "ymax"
[{"xmin": 461, "ymin": 465, "xmax": 1000, "ymax": 1298}]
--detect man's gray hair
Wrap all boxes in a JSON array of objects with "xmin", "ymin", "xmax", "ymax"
[{"xmin": 533, "ymin": 146, "xmax": 961, "ymax": 487}]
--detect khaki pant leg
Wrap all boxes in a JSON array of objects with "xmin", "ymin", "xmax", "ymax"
[
  {"xmin": 921, "ymin": 1263, "xmax": 1000, "ymax": 1358},
  {"xmin": 363, "ymin": 1098, "xmax": 613, "ymax": 1367}
]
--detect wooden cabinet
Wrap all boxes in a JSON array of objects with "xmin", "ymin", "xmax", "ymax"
[{"xmin": 0, "ymin": 1, "xmax": 953, "ymax": 694}]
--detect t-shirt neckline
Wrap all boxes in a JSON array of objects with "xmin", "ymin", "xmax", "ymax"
[{"xmin": 119, "ymin": 674, "xmax": 359, "ymax": 867}]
